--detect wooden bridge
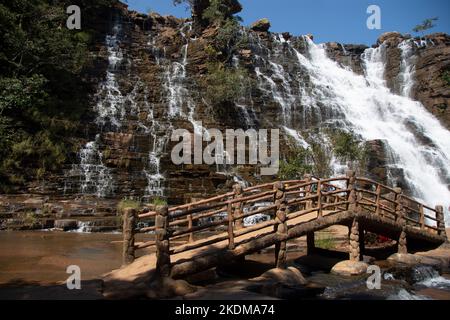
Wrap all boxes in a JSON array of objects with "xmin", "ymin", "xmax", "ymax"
[{"xmin": 112, "ymin": 171, "xmax": 447, "ymax": 285}]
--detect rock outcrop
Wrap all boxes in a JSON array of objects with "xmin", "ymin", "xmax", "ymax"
[
  {"xmin": 0, "ymin": 3, "xmax": 449, "ymax": 231},
  {"xmin": 250, "ymin": 18, "xmax": 271, "ymax": 32}
]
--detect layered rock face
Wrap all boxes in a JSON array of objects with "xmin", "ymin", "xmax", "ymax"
[{"xmin": 1, "ymin": 4, "xmax": 449, "ymax": 230}]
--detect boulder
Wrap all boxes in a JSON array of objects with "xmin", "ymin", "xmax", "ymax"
[
  {"xmin": 331, "ymin": 260, "xmax": 369, "ymax": 276},
  {"xmin": 254, "ymin": 267, "xmax": 307, "ymax": 286},
  {"xmin": 388, "ymin": 253, "xmax": 444, "ymax": 269},
  {"xmin": 377, "ymin": 31, "xmax": 403, "ymax": 46},
  {"xmin": 251, "ymin": 18, "xmax": 271, "ymax": 32}
]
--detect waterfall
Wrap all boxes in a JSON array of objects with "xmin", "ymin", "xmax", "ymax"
[
  {"xmin": 67, "ymin": 19, "xmax": 125, "ymax": 198},
  {"xmin": 398, "ymin": 40, "xmax": 416, "ymax": 98},
  {"xmin": 94, "ymin": 20, "xmax": 126, "ymax": 129},
  {"xmin": 71, "ymin": 134, "xmax": 114, "ymax": 197},
  {"xmin": 293, "ymin": 37, "xmax": 450, "ymax": 225}
]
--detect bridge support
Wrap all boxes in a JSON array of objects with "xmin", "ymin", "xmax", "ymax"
[
  {"xmin": 307, "ymin": 232, "xmax": 316, "ymax": 255},
  {"xmin": 155, "ymin": 205, "xmax": 171, "ymax": 278},
  {"xmin": 398, "ymin": 228, "xmax": 408, "ymax": 254},
  {"xmin": 436, "ymin": 205, "xmax": 447, "ymax": 240},
  {"xmin": 274, "ymin": 182, "xmax": 288, "ymax": 269},
  {"xmin": 349, "ymin": 218, "xmax": 362, "ymax": 261},
  {"xmin": 122, "ymin": 208, "xmax": 137, "ymax": 266}
]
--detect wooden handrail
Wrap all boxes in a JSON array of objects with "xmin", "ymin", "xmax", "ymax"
[{"xmin": 122, "ymin": 175, "xmax": 446, "ymax": 270}]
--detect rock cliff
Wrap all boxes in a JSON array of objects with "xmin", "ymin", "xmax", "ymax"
[{"xmin": 1, "ymin": 1, "xmax": 449, "ymax": 230}]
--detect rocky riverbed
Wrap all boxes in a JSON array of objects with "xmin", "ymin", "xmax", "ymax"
[{"xmin": 0, "ymin": 229, "xmax": 449, "ymax": 300}]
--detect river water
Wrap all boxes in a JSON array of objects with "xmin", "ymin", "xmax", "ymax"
[
  {"xmin": 0, "ymin": 230, "xmax": 449, "ymax": 300},
  {"xmin": 0, "ymin": 231, "xmax": 154, "ymax": 285}
]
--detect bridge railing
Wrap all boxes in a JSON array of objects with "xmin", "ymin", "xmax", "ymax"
[{"xmin": 120, "ymin": 172, "xmax": 446, "ymax": 268}]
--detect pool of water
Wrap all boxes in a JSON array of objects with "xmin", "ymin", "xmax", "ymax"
[{"xmin": 0, "ymin": 230, "xmax": 154, "ymax": 285}]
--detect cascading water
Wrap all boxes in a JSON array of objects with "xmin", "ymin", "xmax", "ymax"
[
  {"xmin": 71, "ymin": 134, "xmax": 114, "ymax": 197},
  {"xmin": 398, "ymin": 40, "xmax": 416, "ymax": 98},
  {"xmin": 94, "ymin": 20, "xmax": 126, "ymax": 129},
  {"xmin": 67, "ymin": 19, "xmax": 129, "ymax": 198},
  {"xmin": 292, "ymin": 37, "xmax": 450, "ymax": 225}
]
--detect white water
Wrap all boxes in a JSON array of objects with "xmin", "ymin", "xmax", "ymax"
[
  {"xmin": 398, "ymin": 40, "xmax": 416, "ymax": 98},
  {"xmin": 69, "ymin": 20, "xmax": 125, "ymax": 198},
  {"xmin": 292, "ymin": 37, "xmax": 450, "ymax": 225},
  {"xmin": 71, "ymin": 134, "xmax": 114, "ymax": 197},
  {"xmin": 94, "ymin": 21, "xmax": 126, "ymax": 128}
]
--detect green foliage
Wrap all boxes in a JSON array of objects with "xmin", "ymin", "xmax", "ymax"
[
  {"xmin": 278, "ymin": 137, "xmax": 332, "ymax": 180},
  {"xmin": 23, "ymin": 211, "xmax": 39, "ymax": 226},
  {"xmin": 330, "ymin": 130, "xmax": 368, "ymax": 172},
  {"xmin": 279, "ymin": 146, "xmax": 313, "ymax": 180},
  {"xmin": 202, "ymin": 0, "xmax": 241, "ymax": 24},
  {"xmin": 442, "ymin": 70, "xmax": 450, "ymax": 86},
  {"xmin": 152, "ymin": 197, "xmax": 167, "ymax": 206},
  {"xmin": 0, "ymin": 0, "xmax": 114, "ymax": 191},
  {"xmin": 214, "ymin": 18, "xmax": 241, "ymax": 54},
  {"xmin": 413, "ymin": 17, "xmax": 438, "ymax": 34},
  {"xmin": 117, "ymin": 199, "xmax": 141, "ymax": 213},
  {"xmin": 202, "ymin": 62, "xmax": 251, "ymax": 107},
  {"xmin": 315, "ymin": 233, "xmax": 336, "ymax": 250}
]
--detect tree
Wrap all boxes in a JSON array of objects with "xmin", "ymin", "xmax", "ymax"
[
  {"xmin": 413, "ymin": 17, "xmax": 438, "ymax": 36},
  {"xmin": 0, "ymin": 0, "xmax": 115, "ymax": 191}
]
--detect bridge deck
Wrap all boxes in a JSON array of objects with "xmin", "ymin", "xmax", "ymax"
[
  {"xmin": 105, "ymin": 207, "xmax": 445, "ymax": 290},
  {"xmin": 104, "ymin": 174, "xmax": 447, "ymax": 296}
]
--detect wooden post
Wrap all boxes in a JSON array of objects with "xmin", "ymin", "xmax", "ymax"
[
  {"xmin": 307, "ymin": 232, "xmax": 315, "ymax": 255},
  {"xmin": 347, "ymin": 170, "xmax": 357, "ymax": 212},
  {"xmin": 436, "ymin": 205, "xmax": 447, "ymax": 239},
  {"xmin": 304, "ymin": 174, "xmax": 312, "ymax": 209},
  {"xmin": 317, "ymin": 179, "xmax": 322, "ymax": 218},
  {"xmin": 359, "ymin": 224, "xmax": 365, "ymax": 260},
  {"xmin": 274, "ymin": 181, "xmax": 288, "ymax": 269},
  {"xmin": 398, "ymin": 228, "xmax": 408, "ymax": 254},
  {"xmin": 155, "ymin": 205, "xmax": 171, "ymax": 278},
  {"xmin": 187, "ymin": 204, "xmax": 194, "ymax": 243},
  {"xmin": 122, "ymin": 208, "xmax": 137, "ymax": 266},
  {"xmin": 233, "ymin": 184, "xmax": 244, "ymax": 230},
  {"xmin": 349, "ymin": 218, "xmax": 360, "ymax": 261},
  {"xmin": 375, "ymin": 184, "xmax": 382, "ymax": 217},
  {"xmin": 394, "ymin": 188, "xmax": 405, "ymax": 225},
  {"xmin": 187, "ymin": 214, "xmax": 194, "ymax": 243},
  {"xmin": 227, "ymin": 202, "xmax": 235, "ymax": 250},
  {"xmin": 419, "ymin": 204, "xmax": 425, "ymax": 230}
]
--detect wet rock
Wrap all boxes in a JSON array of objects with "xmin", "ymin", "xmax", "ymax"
[
  {"xmin": 54, "ymin": 219, "xmax": 78, "ymax": 231},
  {"xmin": 377, "ymin": 31, "xmax": 403, "ymax": 46},
  {"xmin": 388, "ymin": 253, "xmax": 445, "ymax": 269},
  {"xmin": 331, "ymin": 260, "xmax": 369, "ymax": 276},
  {"xmin": 251, "ymin": 18, "xmax": 271, "ymax": 32},
  {"xmin": 254, "ymin": 267, "xmax": 307, "ymax": 285},
  {"xmin": 282, "ymin": 32, "xmax": 291, "ymax": 41}
]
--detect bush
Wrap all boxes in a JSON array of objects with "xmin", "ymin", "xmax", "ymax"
[
  {"xmin": 279, "ymin": 137, "xmax": 332, "ymax": 180},
  {"xmin": 279, "ymin": 147, "xmax": 314, "ymax": 180},
  {"xmin": 330, "ymin": 129, "xmax": 367, "ymax": 172},
  {"xmin": 152, "ymin": 197, "xmax": 167, "ymax": 206},
  {"xmin": 117, "ymin": 199, "xmax": 141, "ymax": 214},
  {"xmin": 202, "ymin": 62, "xmax": 251, "ymax": 107}
]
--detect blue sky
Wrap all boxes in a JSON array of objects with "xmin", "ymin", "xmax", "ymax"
[{"xmin": 122, "ymin": 0, "xmax": 450, "ymax": 45}]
